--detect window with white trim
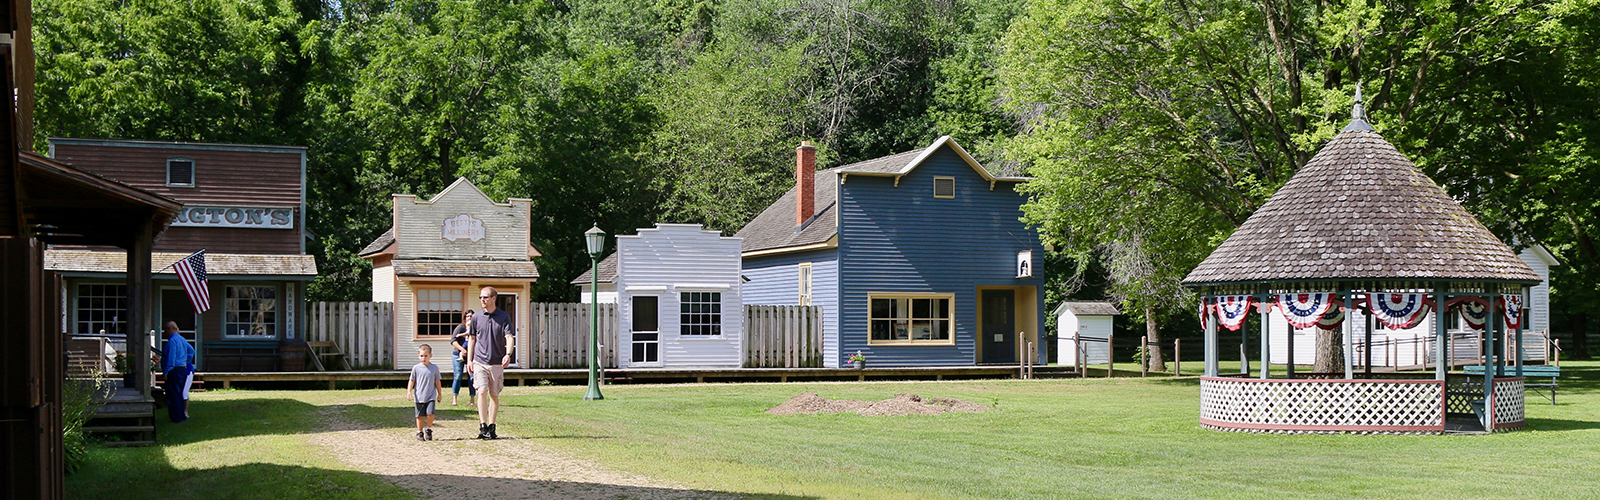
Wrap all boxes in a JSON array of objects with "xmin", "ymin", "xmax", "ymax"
[
  {"xmin": 798, "ymin": 263, "xmax": 813, "ymax": 306},
  {"xmin": 869, "ymin": 294, "xmax": 953, "ymax": 344},
  {"xmin": 415, "ymin": 288, "xmax": 464, "ymax": 337},
  {"xmin": 167, "ymin": 158, "xmax": 195, "ymax": 187},
  {"xmin": 224, "ymin": 286, "xmax": 277, "ymax": 338},
  {"xmin": 680, "ymin": 292, "xmax": 722, "ymax": 336},
  {"xmin": 933, "ymin": 176, "xmax": 955, "ymax": 198},
  {"xmin": 76, "ymin": 283, "xmax": 128, "ymax": 335}
]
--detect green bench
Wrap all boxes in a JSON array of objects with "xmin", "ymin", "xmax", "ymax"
[{"xmin": 1464, "ymin": 365, "xmax": 1560, "ymax": 405}]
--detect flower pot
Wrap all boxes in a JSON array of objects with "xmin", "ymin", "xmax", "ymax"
[{"xmin": 852, "ymin": 360, "xmax": 864, "ymax": 369}]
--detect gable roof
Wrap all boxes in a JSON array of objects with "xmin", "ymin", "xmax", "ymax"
[
  {"xmin": 571, "ymin": 253, "xmax": 619, "ymax": 284},
  {"xmin": 1052, "ymin": 301, "xmax": 1121, "ymax": 317},
  {"xmin": 358, "ymin": 227, "xmax": 395, "ymax": 257},
  {"xmin": 1183, "ymin": 127, "xmax": 1540, "ymax": 286},
  {"xmin": 736, "ymin": 136, "xmax": 1023, "ymax": 256}
]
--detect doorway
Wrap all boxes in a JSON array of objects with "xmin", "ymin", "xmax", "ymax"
[
  {"xmin": 495, "ymin": 292, "xmax": 519, "ymax": 367},
  {"xmin": 159, "ymin": 287, "xmax": 200, "ymax": 367},
  {"xmin": 981, "ymin": 289, "xmax": 1016, "ymax": 363}
]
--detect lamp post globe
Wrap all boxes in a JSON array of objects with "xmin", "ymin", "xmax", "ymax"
[{"xmin": 584, "ymin": 225, "xmax": 606, "ymax": 401}]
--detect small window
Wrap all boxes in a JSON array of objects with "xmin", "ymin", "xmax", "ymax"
[
  {"xmin": 167, "ymin": 158, "xmax": 195, "ymax": 187},
  {"xmin": 798, "ymin": 263, "xmax": 813, "ymax": 306},
  {"xmin": 869, "ymin": 294, "xmax": 953, "ymax": 344},
  {"xmin": 76, "ymin": 283, "xmax": 128, "ymax": 335},
  {"xmin": 933, "ymin": 176, "xmax": 955, "ymax": 198},
  {"xmin": 414, "ymin": 288, "xmax": 464, "ymax": 337},
  {"xmin": 680, "ymin": 292, "xmax": 722, "ymax": 336}
]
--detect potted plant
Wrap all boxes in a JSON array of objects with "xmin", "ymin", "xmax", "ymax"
[{"xmin": 849, "ymin": 350, "xmax": 866, "ymax": 369}]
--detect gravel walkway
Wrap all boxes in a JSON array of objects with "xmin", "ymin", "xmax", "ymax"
[{"xmin": 308, "ymin": 395, "xmax": 739, "ymax": 500}]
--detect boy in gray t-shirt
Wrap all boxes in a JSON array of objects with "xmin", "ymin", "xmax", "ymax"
[{"xmin": 407, "ymin": 344, "xmax": 443, "ymax": 441}]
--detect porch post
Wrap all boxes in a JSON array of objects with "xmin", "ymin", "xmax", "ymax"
[
  {"xmin": 1483, "ymin": 295, "xmax": 1497, "ymax": 430},
  {"xmin": 126, "ymin": 220, "xmax": 156, "ymax": 400},
  {"xmin": 1259, "ymin": 293, "xmax": 1270, "ymax": 379},
  {"xmin": 1515, "ymin": 293, "xmax": 1525, "ymax": 377},
  {"xmin": 1364, "ymin": 294, "xmax": 1373, "ymax": 376},
  {"xmin": 1204, "ymin": 297, "xmax": 1218, "ymax": 377},
  {"xmin": 1435, "ymin": 284, "xmax": 1447, "ymax": 381},
  {"xmin": 1343, "ymin": 289, "xmax": 1353, "ymax": 379}
]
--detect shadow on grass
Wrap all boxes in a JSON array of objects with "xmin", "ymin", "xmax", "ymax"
[
  {"xmin": 1524, "ymin": 417, "xmax": 1600, "ymax": 432},
  {"xmin": 389, "ymin": 474, "xmax": 817, "ymax": 500}
]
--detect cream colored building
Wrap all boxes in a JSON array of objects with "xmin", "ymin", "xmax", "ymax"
[{"xmin": 360, "ymin": 178, "xmax": 540, "ymax": 368}]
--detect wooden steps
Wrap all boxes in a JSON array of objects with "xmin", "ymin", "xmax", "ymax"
[
  {"xmin": 307, "ymin": 341, "xmax": 351, "ymax": 371},
  {"xmin": 88, "ymin": 387, "xmax": 157, "ymax": 445}
]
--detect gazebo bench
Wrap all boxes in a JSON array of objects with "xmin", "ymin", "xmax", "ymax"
[{"xmin": 1464, "ymin": 365, "xmax": 1559, "ymax": 405}]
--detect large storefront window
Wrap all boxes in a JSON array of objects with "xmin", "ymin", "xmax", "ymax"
[
  {"xmin": 76, "ymin": 283, "xmax": 128, "ymax": 335},
  {"xmin": 869, "ymin": 294, "xmax": 953, "ymax": 344},
  {"xmin": 416, "ymin": 288, "xmax": 464, "ymax": 337},
  {"xmin": 225, "ymin": 286, "xmax": 278, "ymax": 338}
]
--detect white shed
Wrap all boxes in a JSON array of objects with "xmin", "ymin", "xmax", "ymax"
[
  {"xmin": 576, "ymin": 224, "xmax": 744, "ymax": 368},
  {"xmin": 1055, "ymin": 301, "xmax": 1119, "ymax": 366}
]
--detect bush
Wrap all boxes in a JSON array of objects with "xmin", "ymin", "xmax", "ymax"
[{"xmin": 63, "ymin": 376, "xmax": 110, "ymax": 474}]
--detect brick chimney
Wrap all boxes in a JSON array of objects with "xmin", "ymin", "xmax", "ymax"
[{"xmin": 796, "ymin": 141, "xmax": 816, "ymax": 226}]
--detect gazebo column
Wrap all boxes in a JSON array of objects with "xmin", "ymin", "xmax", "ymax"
[
  {"xmin": 1259, "ymin": 294, "xmax": 1270, "ymax": 379},
  {"xmin": 1204, "ymin": 298, "xmax": 1218, "ymax": 377},
  {"xmin": 1435, "ymin": 284, "xmax": 1447, "ymax": 381},
  {"xmin": 1482, "ymin": 297, "xmax": 1498, "ymax": 430},
  {"xmin": 1515, "ymin": 295, "xmax": 1525, "ymax": 377},
  {"xmin": 1364, "ymin": 297, "xmax": 1374, "ymax": 376},
  {"xmin": 1343, "ymin": 290, "xmax": 1353, "ymax": 379}
]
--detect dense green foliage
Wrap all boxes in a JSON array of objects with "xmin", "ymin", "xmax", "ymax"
[{"xmin": 30, "ymin": 0, "xmax": 1599, "ymax": 351}]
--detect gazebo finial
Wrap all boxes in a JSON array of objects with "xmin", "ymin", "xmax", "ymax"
[{"xmin": 1342, "ymin": 83, "xmax": 1375, "ymax": 132}]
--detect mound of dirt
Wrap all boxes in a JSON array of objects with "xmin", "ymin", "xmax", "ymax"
[{"xmin": 766, "ymin": 393, "xmax": 992, "ymax": 417}]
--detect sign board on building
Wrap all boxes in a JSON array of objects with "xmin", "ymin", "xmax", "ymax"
[
  {"xmin": 172, "ymin": 206, "xmax": 295, "ymax": 229},
  {"xmin": 1016, "ymin": 250, "xmax": 1033, "ymax": 278},
  {"xmin": 442, "ymin": 214, "xmax": 486, "ymax": 242}
]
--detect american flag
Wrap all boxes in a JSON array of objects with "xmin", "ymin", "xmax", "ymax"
[{"xmin": 172, "ymin": 250, "xmax": 210, "ymax": 314}]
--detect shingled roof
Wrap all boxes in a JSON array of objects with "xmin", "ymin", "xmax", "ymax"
[
  {"xmin": 1183, "ymin": 121, "xmax": 1540, "ymax": 286},
  {"xmin": 570, "ymin": 253, "xmax": 618, "ymax": 284},
  {"xmin": 358, "ymin": 227, "xmax": 395, "ymax": 257}
]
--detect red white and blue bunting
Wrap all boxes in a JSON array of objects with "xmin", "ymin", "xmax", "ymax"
[
  {"xmin": 1214, "ymin": 295, "xmax": 1255, "ymax": 331},
  {"xmin": 1198, "ymin": 298, "xmax": 1213, "ymax": 331},
  {"xmin": 1276, "ymin": 293, "xmax": 1336, "ymax": 329},
  {"xmin": 1448, "ymin": 297, "xmax": 1490, "ymax": 331},
  {"xmin": 1368, "ymin": 293, "xmax": 1432, "ymax": 330},
  {"xmin": 1501, "ymin": 294, "xmax": 1524, "ymax": 330},
  {"xmin": 1316, "ymin": 298, "xmax": 1347, "ymax": 332}
]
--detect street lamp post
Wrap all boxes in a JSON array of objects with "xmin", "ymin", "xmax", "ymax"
[{"xmin": 584, "ymin": 225, "xmax": 606, "ymax": 401}]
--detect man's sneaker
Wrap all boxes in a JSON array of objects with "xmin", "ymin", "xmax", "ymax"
[
  {"xmin": 488, "ymin": 423, "xmax": 498, "ymax": 440},
  {"xmin": 477, "ymin": 423, "xmax": 489, "ymax": 439},
  {"xmin": 416, "ymin": 431, "xmax": 425, "ymax": 441},
  {"xmin": 424, "ymin": 428, "xmax": 433, "ymax": 441}
]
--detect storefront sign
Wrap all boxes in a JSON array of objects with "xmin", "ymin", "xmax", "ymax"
[
  {"xmin": 171, "ymin": 206, "xmax": 295, "ymax": 229},
  {"xmin": 1016, "ymin": 250, "xmax": 1033, "ymax": 278},
  {"xmin": 442, "ymin": 214, "xmax": 486, "ymax": 242}
]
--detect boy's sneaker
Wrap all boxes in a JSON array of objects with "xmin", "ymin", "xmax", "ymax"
[
  {"xmin": 416, "ymin": 431, "xmax": 425, "ymax": 441},
  {"xmin": 424, "ymin": 428, "xmax": 433, "ymax": 441},
  {"xmin": 488, "ymin": 423, "xmax": 498, "ymax": 440}
]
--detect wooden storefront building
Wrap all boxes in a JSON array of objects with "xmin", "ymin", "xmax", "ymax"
[
  {"xmin": 360, "ymin": 177, "xmax": 540, "ymax": 369},
  {"xmin": 43, "ymin": 138, "xmax": 316, "ymax": 371}
]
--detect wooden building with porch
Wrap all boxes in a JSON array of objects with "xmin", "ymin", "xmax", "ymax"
[
  {"xmin": 361, "ymin": 177, "xmax": 540, "ymax": 369},
  {"xmin": 44, "ymin": 138, "xmax": 316, "ymax": 371}
]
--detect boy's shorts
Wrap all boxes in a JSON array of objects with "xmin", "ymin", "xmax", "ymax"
[
  {"xmin": 472, "ymin": 363, "xmax": 505, "ymax": 396},
  {"xmin": 414, "ymin": 400, "xmax": 436, "ymax": 418}
]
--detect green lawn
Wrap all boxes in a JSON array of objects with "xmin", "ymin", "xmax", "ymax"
[{"xmin": 70, "ymin": 362, "xmax": 1600, "ymax": 500}]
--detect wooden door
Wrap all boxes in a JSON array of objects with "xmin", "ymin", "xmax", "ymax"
[{"xmin": 981, "ymin": 289, "xmax": 1016, "ymax": 363}]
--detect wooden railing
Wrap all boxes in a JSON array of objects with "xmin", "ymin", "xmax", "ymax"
[
  {"xmin": 306, "ymin": 302, "xmax": 393, "ymax": 369},
  {"xmin": 743, "ymin": 305, "xmax": 822, "ymax": 368}
]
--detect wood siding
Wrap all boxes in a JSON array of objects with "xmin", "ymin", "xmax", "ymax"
[
  {"xmin": 391, "ymin": 278, "xmax": 530, "ymax": 369},
  {"xmin": 742, "ymin": 249, "xmax": 840, "ymax": 367},
  {"xmin": 50, "ymin": 141, "xmax": 305, "ymax": 254},
  {"xmin": 1519, "ymin": 246, "xmax": 1553, "ymax": 333},
  {"xmin": 372, "ymin": 262, "xmax": 394, "ymax": 303},
  {"xmin": 615, "ymin": 224, "xmax": 744, "ymax": 368},
  {"xmin": 1057, "ymin": 313, "xmax": 1112, "ymax": 365},
  {"xmin": 393, "ymin": 181, "xmax": 531, "ymax": 261},
  {"xmin": 835, "ymin": 146, "xmax": 1044, "ymax": 367}
]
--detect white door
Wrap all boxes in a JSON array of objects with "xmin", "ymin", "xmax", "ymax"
[{"xmin": 629, "ymin": 295, "xmax": 662, "ymax": 367}]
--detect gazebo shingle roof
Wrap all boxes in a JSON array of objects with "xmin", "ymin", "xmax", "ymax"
[{"xmin": 1183, "ymin": 128, "xmax": 1539, "ymax": 286}]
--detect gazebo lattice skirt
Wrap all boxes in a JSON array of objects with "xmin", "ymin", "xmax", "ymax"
[{"xmin": 1199, "ymin": 377, "xmax": 1525, "ymax": 434}]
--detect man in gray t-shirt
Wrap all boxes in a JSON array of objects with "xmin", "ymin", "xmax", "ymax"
[{"xmin": 467, "ymin": 285, "xmax": 516, "ymax": 439}]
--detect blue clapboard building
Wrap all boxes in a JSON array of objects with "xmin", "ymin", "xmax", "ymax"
[{"xmin": 737, "ymin": 137, "xmax": 1045, "ymax": 368}]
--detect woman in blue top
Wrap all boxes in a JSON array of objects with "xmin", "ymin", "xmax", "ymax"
[{"xmin": 450, "ymin": 310, "xmax": 476, "ymax": 406}]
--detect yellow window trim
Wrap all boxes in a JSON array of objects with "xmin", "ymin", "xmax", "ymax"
[
  {"xmin": 933, "ymin": 176, "xmax": 955, "ymax": 199},
  {"xmin": 866, "ymin": 292, "xmax": 956, "ymax": 346}
]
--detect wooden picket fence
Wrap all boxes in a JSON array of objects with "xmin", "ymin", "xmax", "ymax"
[
  {"xmin": 307, "ymin": 302, "xmax": 393, "ymax": 369},
  {"xmin": 528, "ymin": 302, "xmax": 619, "ymax": 369},
  {"xmin": 743, "ymin": 305, "xmax": 822, "ymax": 368}
]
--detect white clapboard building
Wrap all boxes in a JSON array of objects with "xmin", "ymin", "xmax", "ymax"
[{"xmin": 1055, "ymin": 301, "xmax": 1119, "ymax": 366}]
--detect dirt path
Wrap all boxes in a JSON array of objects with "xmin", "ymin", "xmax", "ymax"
[{"xmin": 308, "ymin": 395, "xmax": 739, "ymax": 500}]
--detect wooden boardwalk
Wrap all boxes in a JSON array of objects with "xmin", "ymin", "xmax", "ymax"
[{"xmin": 199, "ymin": 365, "xmax": 1078, "ymax": 389}]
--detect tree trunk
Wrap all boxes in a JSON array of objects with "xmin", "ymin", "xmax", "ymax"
[
  {"xmin": 1314, "ymin": 328, "xmax": 1343, "ymax": 373},
  {"xmin": 1145, "ymin": 307, "xmax": 1166, "ymax": 372},
  {"xmin": 1569, "ymin": 312, "xmax": 1590, "ymax": 360}
]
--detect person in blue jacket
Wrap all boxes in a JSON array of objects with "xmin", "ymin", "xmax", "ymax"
[{"xmin": 160, "ymin": 321, "xmax": 195, "ymax": 423}]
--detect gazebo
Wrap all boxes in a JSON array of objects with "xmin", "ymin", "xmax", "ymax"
[{"xmin": 1184, "ymin": 92, "xmax": 1542, "ymax": 433}]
